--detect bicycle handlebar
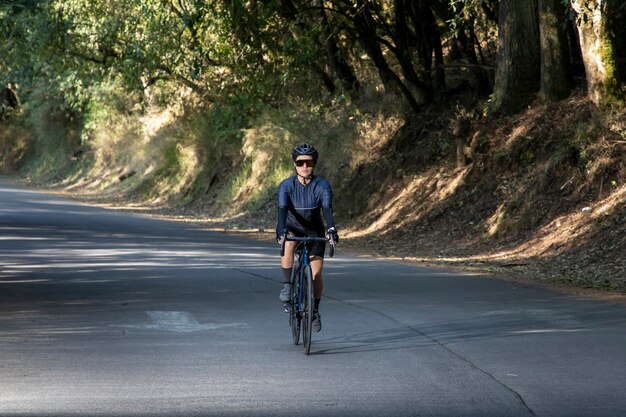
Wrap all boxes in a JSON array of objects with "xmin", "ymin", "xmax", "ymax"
[{"xmin": 280, "ymin": 234, "xmax": 336, "ymax": 258}]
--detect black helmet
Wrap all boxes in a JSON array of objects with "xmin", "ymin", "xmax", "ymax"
[{"xmin": 292, "ymin": 143, "xmax": 319, "ymax": 161}]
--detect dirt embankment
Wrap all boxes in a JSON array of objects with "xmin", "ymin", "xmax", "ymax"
[
  {"xmin": 331, "ymin": 93, "xmax": 626, "ymax": 294},
  {"xmin": 6, "ymin": 92, "xmax": 625, "ymax": 299},
  {"xmin": 187, "ymin": 92, "xmax": 626, "ymax": 296}
]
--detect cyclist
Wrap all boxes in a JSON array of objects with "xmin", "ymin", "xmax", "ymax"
[{"xmin": 277, "ymin": 143, "xmax": 338, "ymax": 332}]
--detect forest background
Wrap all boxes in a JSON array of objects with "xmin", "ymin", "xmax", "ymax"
[{"xmin": 1, "ymin": 0, "xmax": 625, "ymax": 294}]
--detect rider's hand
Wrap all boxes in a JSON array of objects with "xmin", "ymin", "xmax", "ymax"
[
  {"xmin": 277, "ymin": 229, "xmax": 287, "ymax": 245},
  {"xmin": 326, "ymin": 227, "xmax": 339, "ymax": 243}
]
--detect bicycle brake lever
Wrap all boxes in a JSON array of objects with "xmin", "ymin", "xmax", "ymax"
[{"xmin": 279, "ymin": 231, "xmax": 287, "ymax": 257}]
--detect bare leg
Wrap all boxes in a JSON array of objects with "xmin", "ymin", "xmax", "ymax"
[
  {"xmin": 310, "ymin": 256, "xmax": 324, "ymax": 300},
  {"xmin": 281, "ymin": 240, "xmax": 297, "ymax": 269}
]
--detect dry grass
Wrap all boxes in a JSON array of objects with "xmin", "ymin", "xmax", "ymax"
[{"xmin": 6, "ymin": 88, "xmax": 625, "ymax": 296}]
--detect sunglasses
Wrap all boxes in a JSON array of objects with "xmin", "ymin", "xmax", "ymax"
[{"xmin": 295, "ymin": 159, "xmax": 316, "ymax": 167}]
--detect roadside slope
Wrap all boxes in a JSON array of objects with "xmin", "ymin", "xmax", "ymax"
[{"xmin": 2, "ymin": 92, "xmax": 625, "ymax": 294}]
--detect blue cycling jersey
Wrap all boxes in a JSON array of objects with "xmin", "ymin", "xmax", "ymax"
[{"xmin": 276, "ymin": 175, "xmax": 335, "ymax": 237}]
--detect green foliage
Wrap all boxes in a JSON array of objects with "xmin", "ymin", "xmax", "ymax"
[
  {"xmin": 2, "ymin": 0, "xmax": 625, "ymax": 213},
  {"xmin": 17, "ymin": 96, "xmax": 83, "ymax": 181}
]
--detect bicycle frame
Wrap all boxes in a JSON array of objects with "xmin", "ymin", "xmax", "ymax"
[{"xmin": 291, "ymin": 240, "xmax": 314, "ymax": 318}]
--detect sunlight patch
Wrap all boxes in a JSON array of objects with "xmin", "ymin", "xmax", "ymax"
[{"xmin": 112, "ymin": 311, "xmax": 246, "ymax": 333}]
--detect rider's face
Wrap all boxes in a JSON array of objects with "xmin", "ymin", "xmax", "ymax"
[{"xmin": 295, "ymin": 157, "xmax": 315, "ymax": 175}]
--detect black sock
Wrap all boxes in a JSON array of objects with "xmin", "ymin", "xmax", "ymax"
[
  {"xmin": 282, "ymin": 267, "xmax": 292, "ymax": 284},
  {"xmin": 314, "ymin": 298, "xmax": 321, "ymax": 312}
]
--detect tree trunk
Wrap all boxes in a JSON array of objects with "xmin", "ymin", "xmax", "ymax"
[
  {"xmin": 312, "ymin": 63, "xmax": 337, "ymax": 94},
  {"xmin": 571, "ymin": 0, "xmax": 625, "ymax": 107},
  {"xmin": 394, "ymin": 0, "xmax": 434, "ymax": 102},
  {"xmin": 446, "ymin": 5, "xmax": 491, "ymax": 95},
  {"xmin": 539, "ymin": 0, "xmax": 571, "ymax": 102},
  {"xmin": 278, "ymin": 0, "xmax": 358, "ymax": 95},
  {"xmin": 317, "ymin": 0, "xmax": 361, "ymax": 93},
  {"xmin": 490, "ymin": 0, "xmax": 541, "ymax": 115},
  {"xmin": 607, "ymin": 0, "xmax": 626, "ymax": 80},
  {"xmin": 345, "ymin": 0, "xmax": 421, "ymax": 112},
  {"xmin": 411, "ymin": 0, "xmax": 445, "ymax": 97},
  {"xmin": 359, "ymin": 32, "xmax": 421, "ymax": 112}
]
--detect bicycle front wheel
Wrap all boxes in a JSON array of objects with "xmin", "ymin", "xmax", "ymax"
[
  {"xmin": 290, "ymin": 263, "xmax": 300, "ymax": 345},
  {"xmin": 302, "ymin": 264, "xmax": 314, "ymax": 355}
]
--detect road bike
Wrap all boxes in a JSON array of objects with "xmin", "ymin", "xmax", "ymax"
[{"xmin": 280, "ymin": 234, "xmax": 335, "ymax": 355}]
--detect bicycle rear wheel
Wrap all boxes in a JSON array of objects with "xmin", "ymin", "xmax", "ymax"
[
  {"xmin": 289, "ymin": 264, "xmax": 300, "ymax": 345},
  {"xmin": 302, "ymin": 264, "xmax": 314, "ymax": 355}
]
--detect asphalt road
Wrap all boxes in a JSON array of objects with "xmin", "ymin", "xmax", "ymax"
[{"xmin": 1, "ymin": 181, "xmax": 626, "ymax": 417}]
